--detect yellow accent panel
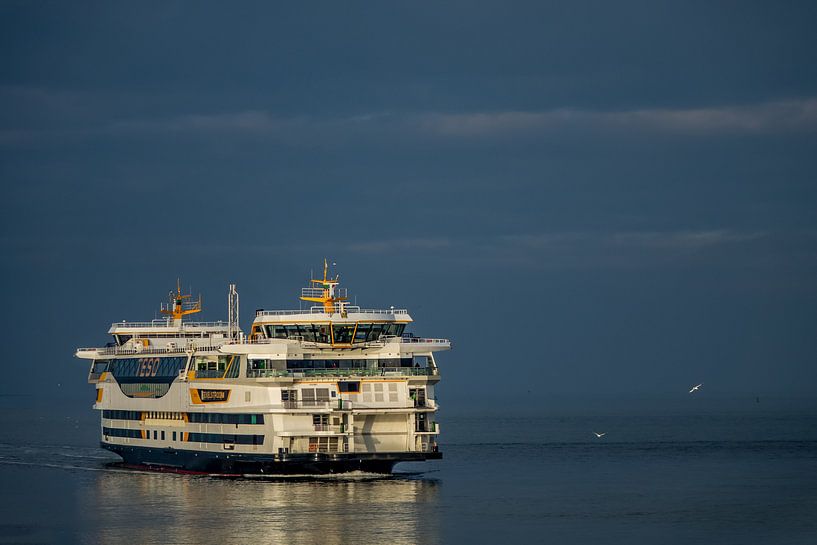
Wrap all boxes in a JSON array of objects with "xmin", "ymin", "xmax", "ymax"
[
  {"xmin": 190, "ymin": 388, "xmax": 231, "ymax": 404},
  {"xmin": 98, "ymin": 372, "xmax": 108, "ymax": 382},
  {"xmin": 190, "ymin": 389, "xmax": 202, "ymax": 404}
]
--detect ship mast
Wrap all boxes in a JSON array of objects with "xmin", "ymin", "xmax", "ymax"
[
  {"xmin": 160, "ymin": 279, "xmax": 202, "ymax": 326},
  {"xmin": 300, "ymin": 259, "xmax": 348, "ymax": 315}
]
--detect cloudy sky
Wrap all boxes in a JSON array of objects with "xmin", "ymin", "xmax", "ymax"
[{"xmin": 2, "ymin": 1, "xmax": 816, "ymax": 408}]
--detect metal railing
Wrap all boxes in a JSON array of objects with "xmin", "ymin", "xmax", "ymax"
[
  {"xmin": 77, "ymin": 344, "xmax": 224, "ymax": 356},
  {"xmin": 399, "ymin": 337, "xmax": 450, "ymax": 344},
  {"xmin": 225, "ymin": 335, "xmax": 446, "ymax": 347},
  {"xmin": 312, "ymin": 424, "xmax": 345, "ymax": 432},
  {"xmin": 193, "ymin": 369, "xmax": 225, "ymax": 378},
  {"xmin": 413, "ymin": 398, "xmax": 437, "ymax": 409},
  {"xmin": 110, "ymin": 320, "xmax": 230, "ymax": 329},
  {"xmin": 415, "ymin": 422, "xmax": 439, "ymax": 433},
  {"xmin": 282, "ymin": 400, "xmax": 332, "ymax": 409},
  {"xmin": 256, "ymin": 307, "xmax": 409, "ymax": 317},
  {"xmin": 247, "ymin": 367, "xmax": 436, "ymax": 379}
]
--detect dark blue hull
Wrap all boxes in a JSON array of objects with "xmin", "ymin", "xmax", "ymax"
[{"xmin": 103, "ymin": 443, "xmax": 442, "ymax": 475}]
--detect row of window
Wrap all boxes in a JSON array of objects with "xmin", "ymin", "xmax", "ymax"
[
  {"xmin": 102, "ymin": 427, "xmax": 265, "ymax": 445},
  {"xmin": 102, "ymin": 410, "xmax": 265, "ymax": 424},
  {"xmin": 103, "ymin": 410, "xmax": 142, "ymax": 420},
  {"xmin": 264, "ymin": 323, "xmax": 406, "ymax": 343},
  {"xmin": 194, "ymin": 356, "xmax": 241, "ymax": 379},
  {"xmin": 187, "ymin": 413, "xmax": 264, "ymax": 425},
  {"xmin": 104, "ymin": 357, "xmax": 188, "ymax": 380},
  {"xmin": 248, "ymin": 358, "xmax": 420, "ymax": 371},
  {"xmin": 102, "ymin": 427, "xmax": 142, "ymax": 439},
  {"xmin": 94, "ymin": 355, "xmax": 430, "ymax": 381},
  {"xmin": 188, "ymin": 433, "xmax": 265, "ymax": 445}
]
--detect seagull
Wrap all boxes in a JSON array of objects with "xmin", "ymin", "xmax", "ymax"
[
  {"xmin": 689, "ymin": 383, "xmax": 703, "ymax": 393},
  {"xmin": 593, "ymin": 432, "xmax": 606, "ymax": 438}
]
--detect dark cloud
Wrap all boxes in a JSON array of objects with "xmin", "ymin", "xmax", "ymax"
[{"xmin": 1, "ymin": 1, "xmax": 816, "ymax": 402}]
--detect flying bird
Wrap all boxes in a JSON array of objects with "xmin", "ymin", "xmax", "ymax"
[
  {"xmin": 689, "ymin": 383, "xmax": 703, "ymax": 393},
  {"xmin": 593, "ymin": 432, "xmax": 606, "ymax": 438}
]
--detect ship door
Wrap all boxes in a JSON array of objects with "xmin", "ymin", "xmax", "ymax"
[{"xmin": 409, "ymin": 388, "xmax": 426, "ymax": 408}]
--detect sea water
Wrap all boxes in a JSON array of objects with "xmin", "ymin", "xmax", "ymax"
[{"xmin": 1, "ymin": 398, "xmax": 816, "ymax": 545}]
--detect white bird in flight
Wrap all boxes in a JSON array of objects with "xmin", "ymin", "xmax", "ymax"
[
  {"xmin": 593, "ymin": 432, "xmax": 606, "ymax": 438},
  {"xmin": 689, "ymin": 383, "xmax": 703, "ymax": 393}
]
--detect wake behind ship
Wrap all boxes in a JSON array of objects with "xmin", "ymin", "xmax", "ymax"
[{"xmin": 75, "ymin": 262, "xmax": 450, "ymax": 474}]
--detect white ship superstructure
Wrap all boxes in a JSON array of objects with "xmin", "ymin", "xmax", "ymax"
[{"xmin": 76, "ymin": 263, "xmax": 449, "ymax": 474}]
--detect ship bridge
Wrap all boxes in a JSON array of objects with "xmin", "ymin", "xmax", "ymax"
[{"xmin": 247, "ymin": 260, "xmax": 422, "ymax": 347}]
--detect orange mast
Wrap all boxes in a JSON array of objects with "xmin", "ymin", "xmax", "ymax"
[
  {"xmin": 160, "ymin": 279, "xmax": 202, "ymax": 322},
  {"xmin": 300, "ymin": 259, "xmax": 347, "ymax": 314}
]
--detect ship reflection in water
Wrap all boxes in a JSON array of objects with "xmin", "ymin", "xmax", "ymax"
[{"xmin": 82, "ymin": 470, "xmax": 440, "ymax": 545}]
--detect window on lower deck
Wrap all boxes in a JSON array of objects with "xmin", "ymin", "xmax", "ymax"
[
  {"xmin": 312, "ymin": 414, "xmax": 329, "ymax": 427},
  {"xmin": 308, "ymin": 436, "xmax": 339, "ymax": 453},
  {"xmin": 281, "ymin": 389, "xmax": 297, "ymax": 402}
]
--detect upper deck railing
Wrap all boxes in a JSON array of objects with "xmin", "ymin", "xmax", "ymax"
[
  {"xmin": 247, "ymin": 367, "xmax": 437, "ymax": 378},
  {"xmin": 255, "ymin": 306, "xmax": 409, "ymax": 317},
  {"xmin": 222, "ymin": 335, "xmax": 449, "ymax": 346},
  {"xmin": 109, "ymin": 320, "xmax": 231, "ymax": 329},
  {"xmin": 77, "ymin": 343, "xmax": 224, "ymax": 356}
]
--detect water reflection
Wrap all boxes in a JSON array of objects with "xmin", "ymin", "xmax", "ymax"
[{"xmin": 81, "ymin": 471, "xmax": 440, "ymax": 545}]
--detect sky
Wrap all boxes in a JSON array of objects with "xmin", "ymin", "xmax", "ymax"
[{"xmin": 1, "ymin": 1, "xmax": 816, "ymax": 410}]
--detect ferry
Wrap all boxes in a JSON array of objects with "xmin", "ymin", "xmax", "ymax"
[{"xmin": 75, "ymin": 262, "xmax": 450, "ymax": 474}]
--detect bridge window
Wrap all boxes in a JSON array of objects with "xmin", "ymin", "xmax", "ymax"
[
  {"xmin": 367, "ymin": 324, "xmax": 384, "ymax": 340},
  {"xmin": 332, "ymin": 324, "xmax": 355, "ymax": 344},
  {"xmin": 354, "ymin": 324, "xmax": 371, "ymax": 341},
  {"xmin": 263, "ymin": 323, "xmax": 404, "ymax": 343}
]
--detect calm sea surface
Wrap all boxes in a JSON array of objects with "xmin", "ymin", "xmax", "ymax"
[{"xmin": 1, "ymin": 399, "xmax": 816, "ymax": 545}]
